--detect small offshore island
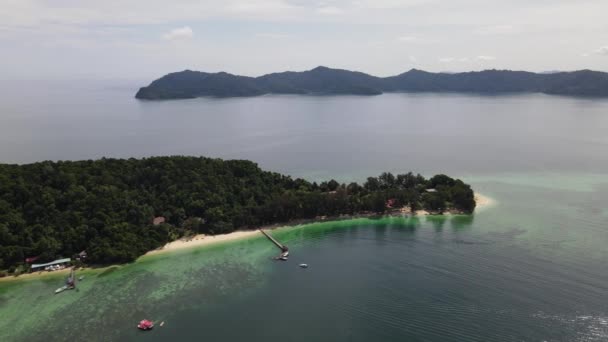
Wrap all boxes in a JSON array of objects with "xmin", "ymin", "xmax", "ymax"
[
  {"xmin": 135, "ymin": 66, "xmax": 608, "ymax": 99},
  {"xmin": 0, "ymin": 156, "xmax": 476, "ymax": 277}
]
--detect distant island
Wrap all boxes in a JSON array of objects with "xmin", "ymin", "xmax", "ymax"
[
  {"xmin": 0, "ymin": 156, "xmax": 474, "ymax": 274},
  {"xmin": 135, "ymin": 66, "xmax": 608, "ymax": 99}
]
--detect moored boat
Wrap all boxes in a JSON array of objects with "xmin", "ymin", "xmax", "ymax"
[
  {"xmin": 138, "ymin": 319, "xmax": 154, "ymax": 330},
  {"xmin": 55, "ymin": 285, "xmax": 68, "ymax": 294}
]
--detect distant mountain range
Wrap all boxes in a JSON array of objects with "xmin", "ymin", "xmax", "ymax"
[{"xmin": 135, "ymin": 66, "xmax": 608, "ymax": 99}]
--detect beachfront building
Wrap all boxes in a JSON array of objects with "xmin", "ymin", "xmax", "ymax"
[
  {"xmin": 31, "ymin": 258, "xmax": 71, "ymax": 271},
  {"xmin": 77, "ymin": 250, "xmax": 87, "ymax": 260},
  {"xmin": 385, "ymin": 198, "xmax": 397, "ymax": 209}
]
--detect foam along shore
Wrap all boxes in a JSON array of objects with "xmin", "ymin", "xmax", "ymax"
[
  {"xmin": 473, "ymin": 192, "xmax": 496, "ymax": 210},
  {"xmin": 1, "ymin": 192, "xmax": 495, "ymax": 282}
]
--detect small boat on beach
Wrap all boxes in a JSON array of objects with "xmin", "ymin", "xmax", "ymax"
[
  {"xmin": 54, "ymin": 269, "xmax": 78, "ymax": 294},
  {"xmin": 55, "ymin": 285, "xmax": 68, "ymax": 294}
]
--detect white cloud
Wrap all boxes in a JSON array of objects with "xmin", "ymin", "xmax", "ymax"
[
  {"xmin": 397, "ymin": 36, "xmax": 417, "ymax": 43},
  {"xmin": 2, "ymin": 0, "xmax": 608, "ymax": 79},
  {"xmin": 440, "ymin": 56, "xmax": 495, "ymax": 63},
  {"xmin": 353, "ymin": 0, "xmax": 435, "ymax": 9},
  {"xmin": 317, "ymin": 6, "xmax": 343, "ymax": 15},
  {"xmin": 581, "ymin": 46, "xmax": 608, "ymax": 57},
  {"xmin": 161, "ymin": 26, "xmax": 193, "ymax": 41},
  {"xmin": 474, "ymin": 25, "xmax": 516, "ymax": 35},
  {"xmin": 439, "ymin": 57, "xmax": 471, "ymax": 63},
  {"xmin": 255, "ymin": 33, "xmax": 290, "ymax": 39},
  {"xmin": 409, "ymin": 55, "xmax": 417, "ymax": 63},
  {"xmin": 594, "ymin": 46, "xmax": 608, "ymax": 55},
  {"xmin": 0, "ymin": 1, "xmax": 306, "ymax": 28},
  {"xmin": 228, "ymin": 0, "xmax": 300, "ymax": 14}
]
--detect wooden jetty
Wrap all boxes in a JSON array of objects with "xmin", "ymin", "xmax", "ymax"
[{"xmin": 259, "ymin": 229, "xmax": 288, "ymax": 251}]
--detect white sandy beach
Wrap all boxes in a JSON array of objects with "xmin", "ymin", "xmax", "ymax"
[
  {"xmin": 0, "ymin": 266, "xmax": 74, "ymax": 282},
  {"xmin": 474, "ymin": 192, "xmax": 496, "ymax": 210},
  {"xmin": 145, "ymin": 230, "xmax": 261, "ymax": 256},
  {"xmin": 146, "ymin": 192, "xmax": 496, "ymax": 255}
]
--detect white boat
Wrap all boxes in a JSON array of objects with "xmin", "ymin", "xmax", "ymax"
[
  {"xmin": 55, "ymin": 285, "xmax": 68, "ymax": 294},
  {"xmin": 299, "ymin": 264, "xmax": 308, "ymax": 268}
]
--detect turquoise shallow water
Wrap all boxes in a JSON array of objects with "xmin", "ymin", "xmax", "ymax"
[{"xmin": 2, "ymin": 174, "xmax": 607, "ymax": 341}]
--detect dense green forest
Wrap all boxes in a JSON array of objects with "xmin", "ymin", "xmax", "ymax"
[
  {"xmin": 135, "ymin": 66, "xmax": 608, "ymax": 99},
  {"xmin": 0, "ymin": 156, "xmax": 475, "ymax": 272}
]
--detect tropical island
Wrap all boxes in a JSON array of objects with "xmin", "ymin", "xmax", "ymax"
[
  {"xmin": 0, "ymin": 156, "xmax": 476, "ymax": 276},
  {"xmin": 135, "ymin": 66, "xmax": 608, "ymax": 99}
]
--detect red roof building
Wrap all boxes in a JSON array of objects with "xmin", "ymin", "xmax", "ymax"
[{"xmin": 25, "ymin": 256, "xmax": 40, "ymax": 264}]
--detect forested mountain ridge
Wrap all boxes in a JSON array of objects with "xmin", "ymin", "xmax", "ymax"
[
  {"xmin": 135, "ymin": 67, "xmax": 608, "ymax": 99},
  {"xmin": 0, "ymin": 156, "xmax": 474, "ymax": 272}
]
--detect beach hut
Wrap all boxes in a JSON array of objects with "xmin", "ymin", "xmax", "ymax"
[{"xmin": 77, "ymin": 250, "xmax": 87, "ymax": 260}]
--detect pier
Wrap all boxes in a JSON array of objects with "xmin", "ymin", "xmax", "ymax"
[
  {"xmin": 259, "ymin": 229, "xmax": 289, "ymax": 260},
  {"xmin": 259, "ymin": 229, "xmax": 287, "ymax": 250}
]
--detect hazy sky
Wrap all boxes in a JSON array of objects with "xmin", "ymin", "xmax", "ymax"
[{"xmin": 2, "ymin": 0, "xmax": 607, "ymax": 80}]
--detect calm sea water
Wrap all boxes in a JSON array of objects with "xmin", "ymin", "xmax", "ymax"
[
  {"xmin": 1, "ymin": 80, "xmax": 608, "ymax": 341},
  {"xmin": 2, "ymin": 80, "xmax": 608, "ymax": 178}
]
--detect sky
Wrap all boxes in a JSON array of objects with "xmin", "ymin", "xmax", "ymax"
[{"xmin": 1, "ymin": 0, "xmax": 607, "ymax": 80}]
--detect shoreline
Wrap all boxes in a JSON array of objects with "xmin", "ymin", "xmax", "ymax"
[
  {"xmin": 1, "ymin": 192, "xmax": 495, "ymax": 283},
  {"xmin": 148, "ymin": 192, "xmax": 496, "ymax": 255}
]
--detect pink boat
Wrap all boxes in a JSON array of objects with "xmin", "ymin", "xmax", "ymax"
[{"xmin": 137, "ymin": 319, "xmax": 154, "ymax": 330}]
